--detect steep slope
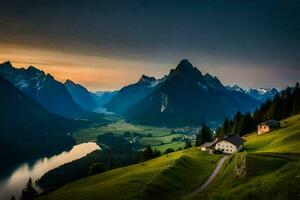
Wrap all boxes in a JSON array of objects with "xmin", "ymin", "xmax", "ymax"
[
  {"xmin": 0, "ymin": 61, "xmax": 85, "ymax": 118},
  {"xmin": 104, "ymin": 75, "xmax": 165, "ymax": 114},
  {"xmin": 0, "ymin": 76, "xmax": 84, "ymax": 174},
  {"xmin": 64, "ymin": 79, "xmax": 99, "ymax": 111},
  {"xmin": 189, "ymin": 152, "xmax": 300, "ymax": 200},
  {"xmin": 38, "ymin": 149, "xmax": 221, "ymax": 200},
  {"xmin": 244, "ymin": 114, "xmax": 300, "ymax": 153},
  {"xmin": 188, "ymin": 115, "xmax": 300, "ymax": 200},
  {"xmin": 125, "ymin": 59, "xmax": 259, "ymax": 127}
]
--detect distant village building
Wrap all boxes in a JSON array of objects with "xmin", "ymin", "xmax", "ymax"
[
  {"xmin": 215, "ymin": 135, "xmax": 245, "ymax": 154},
  {"xmin": 257, "ymin": 120, "xmax": 280, "ymax": 135},
  {"xmin": 200, "ymin": 138, "xmax": 218, "ymax": 151}
]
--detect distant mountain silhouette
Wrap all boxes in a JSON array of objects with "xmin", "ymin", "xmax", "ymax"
[
  {"xmin": 104, "ymin": 74, "xmax": 165, "ymax": 114},
  {"xmin": 0, "ymin": 76, "xmax": 85, "ymax": 174},
  {"xmin": 246, "ymin": 88, "xmax": 278, "ymax": 102},
  {"xmin": 64, "ymin": 79, "xmax": 99, "ymax": 111},
  {"xmin": 226, "ymin": 85, "xmax": 278, "ymax": 102},
  {"xmin": 92, "ymin": 91, "xmax": 117, "ymax": 107},
  {"xmin": 0, "ymin": 61, "xmax": 85, "ymax": 118},
  {"xmin": 121, "ymin": 59, "xmax": 259, "ymax": 127}
]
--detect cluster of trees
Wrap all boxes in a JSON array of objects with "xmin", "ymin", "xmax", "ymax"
[
  {"xmin": 10, "ymin": 178, "xmax": 38, "ymax": 200},
  {"xmin": 217, "ymin": 83, "xmax": 300, "ymax": 137},
  {"xmin": 195, "ymin": 124, "xmax": 212, "ymax": 146},
  {"xmin": 141, "ymin": 145, "xmax": 161, "ymax": 161}
]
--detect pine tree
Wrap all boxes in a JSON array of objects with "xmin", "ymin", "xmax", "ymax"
[
  {"xmin": 292, "ymin": 83, "xmax": 300, "ymax": 115},
  {"xmin": 184, "ymin": 140, "xmax": 192, "ymax": 149},
  {"xmin": 197, "ymin": 124, "xmax": 212, "ymax": 145},
  {"xmin": 141, "ymin": 145, "xmax": 154, "ymax": 161},
  {"xmin": 223, "ymin": 118, "xmax": 229, "ymax": 136},
  {"xmin": 195, "ymin": 130, "xmax": 202, "ymax": 146},
  {"xmin": 215, "ymin": 127, "xmax": 223, "ymax": 141},
  {"xmin": 239, "ymin": 112, "xmax": 255, "ymax": 136},
  {"xmin": 233, "ymin": 112, "xmax": 242, "ymax": 135},
  {"xmin": 20, "ymin": 178, "xmax": 38, "ymax": 200}
]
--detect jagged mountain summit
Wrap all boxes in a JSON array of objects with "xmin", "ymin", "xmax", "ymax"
[
  {"xmin": 108, "ymin": 59, "xmax": 260, "ymax": 127},
  {"xmin": 103, "ymin": 74, "xmax": 166, "ymax": 114},
  {"xmin": 226, "ymin": 84, "xmax": 246, "ymax": 93},
  {"xmin": 0, "ymin": 61, "xmax": 85, "ymax": 118}
]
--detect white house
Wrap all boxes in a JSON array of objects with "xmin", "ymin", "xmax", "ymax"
[
  {"xmin": 215, "ymin": 135, "xmax": 245, "ymax": 154},
  {"xmin": 257, "ymin": 120, "xmax": 280, "ymax": 135}
]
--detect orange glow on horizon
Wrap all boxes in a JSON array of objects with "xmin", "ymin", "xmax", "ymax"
[{"xmin": 0, "ymin": 43, "xmax": 167, "ymax": 91}]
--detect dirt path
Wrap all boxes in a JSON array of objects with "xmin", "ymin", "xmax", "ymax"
[{"xmin": 183, "ymin": 155, "xmax": 228, "ymax": 199}]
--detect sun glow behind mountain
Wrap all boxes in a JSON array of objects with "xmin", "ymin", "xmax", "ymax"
[
  {"xmin": 1, "ymin": 43, "xmax": 298, "ymax": 91},
  {"xmin": 0, "ymin": 1, "xmax": 299, "ymax": 91},
  {"xmin": 0, "ymin": 43, "xmax": 170, "ymax": 91}
]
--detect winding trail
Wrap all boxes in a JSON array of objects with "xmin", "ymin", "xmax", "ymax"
[{"xmin": 183, "ymin": 155, "xmax": 228, "ymax": 199}]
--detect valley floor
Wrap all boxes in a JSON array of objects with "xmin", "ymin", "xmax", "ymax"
[{"xmin": 73, "ymin": 119, "xmax": 192, "ymax": 152}]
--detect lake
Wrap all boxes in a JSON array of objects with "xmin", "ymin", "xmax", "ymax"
[{"xmin": 0, "ymin": 142, "xmax": 100, "ymax": 200}]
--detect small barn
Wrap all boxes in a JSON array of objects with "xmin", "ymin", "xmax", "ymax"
[
  {"xmin": 200, "ymin": 138, "xmax": 218, "ymax": 151},
  {"xmin": 215, "ymin": 135, "xmax": 245, "ymax": 154},
  {"xmin": 257, "ymin": 120, "xmax": 280, "ymax": 135}
]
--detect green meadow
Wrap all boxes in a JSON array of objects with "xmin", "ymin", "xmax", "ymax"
[
  {"xmin": 73, "ymin": 119, "xmax": 189, "ymax": 150},
  {"xmin": 187, "ymin": 114, "xmax": 300, "ymax": 200},
  {"xmin": 73, "ymin": 119, "xmax": 173, "ymax": 143},
  {"xmin": 38, "ymin": 149, "xmax": 221, "ymax": 200},
  {"xmin": 245, "ymin": 114, "xmax": 300, "ymax": 153}
]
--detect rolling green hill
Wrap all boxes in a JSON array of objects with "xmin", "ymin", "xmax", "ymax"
[
  {"xmin": 245, "ymin": 114, "xmax": 300, "ymax": 153},
  {"xmin": 187, "ymin": 115, "xmax": 300, "ymax": 200},
  {"xmin": 38, "ymin": 149, "xmax": 221, "ymax": 200},
  {"xmin": 188, "ymin": 152, "xmax": 300, "ymax": 200}
]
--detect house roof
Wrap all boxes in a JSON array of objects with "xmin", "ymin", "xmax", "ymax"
[
  {"xmin": 224, "ymin": 135, "xmax": 246, "ymax": 146},
  {"xmin": 200, "ymin": 138, "xmax": 218, "ymax": 148},
  {"xmin": 259, "ymin": 120, "xmax": 280, "ymax": 127}
]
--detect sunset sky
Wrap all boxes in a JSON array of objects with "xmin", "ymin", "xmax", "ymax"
[{"xmin": 0, "ymin": 0, "xmax": 299, "ymax": 91}]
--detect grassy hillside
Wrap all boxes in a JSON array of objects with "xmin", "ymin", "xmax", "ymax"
[
  {"xmin": 38, "ymin": 149, "xmax": 221, "ymax": 200},
  {"xmin": 188, "ymin": 153, "xmax": 300, "ymax": 200},
  {"xmin": 245, "ymin": 114, "xmax": 300, "ymax": 153},
  {"xmin": 187, "ymin": 115, "xmax": 300, "ymax": 200}
]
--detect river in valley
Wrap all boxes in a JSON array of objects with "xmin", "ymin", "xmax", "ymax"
[{"xmin": 0, "ymin": 142, "xmax": 100, "ymax": 200}]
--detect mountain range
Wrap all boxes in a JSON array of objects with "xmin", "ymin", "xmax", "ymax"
[
  {"xmin": 0, "ymin": 76, "xmax": 86, "ymax": 173},
  {"xmin": 227, "ymin": 85, "xmax": 278, "ymax": 102},
  {"xmin": 105, "ymin": 59, "xmax": 260, "ymax": 127},
  {"xmin": 104, "ymin": 75, "xmax": 165, "ymax": 114},
  {"xmin": 0, "ymin": 60, "xmax": 277, "ymax": 128},
  {"xmin": 0, "ymin": 61, "xmax": 85, "ymax": 118}
]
